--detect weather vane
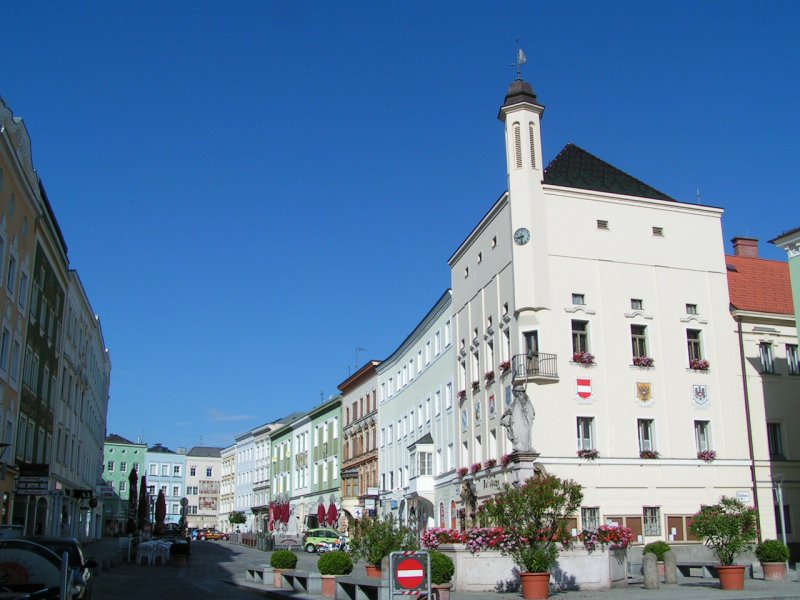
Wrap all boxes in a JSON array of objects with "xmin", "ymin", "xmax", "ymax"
[{"xmin": 513, "ymin": 38, "xmax": 527, "ymax": 80}]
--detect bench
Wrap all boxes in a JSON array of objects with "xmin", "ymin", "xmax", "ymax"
[
  {"xmin": 676, "ymin": 561, "xmax": 721, "ymax": 579},
  {"xmin": 335, "ymin": 574, "xmax": 390, "ymax": 600},
  {"xmin": 245, "ymin": 564, "xmax": 272, "ymax": 584},
  {"xmin": 278, "ymin": 569, "xmax": 322, "ymax": 594}
]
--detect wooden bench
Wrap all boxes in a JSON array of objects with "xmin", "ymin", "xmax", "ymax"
[{"xmin": 335, "ymin": 574, "xmax": 390, "ymax": 600}]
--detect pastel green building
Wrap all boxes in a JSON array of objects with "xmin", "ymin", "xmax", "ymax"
[{"xmin": 102, "ymin": 434, "xmax": 147, "ymax": 534}]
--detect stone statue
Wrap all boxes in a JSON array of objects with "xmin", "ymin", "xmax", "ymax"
[
  {"xmin": 460, "ymin": 480, "xmax": 477, "ymax": 526},
  {"xmin": 500, "ymin": 384, "xmax": 535, "ymax": 452}
]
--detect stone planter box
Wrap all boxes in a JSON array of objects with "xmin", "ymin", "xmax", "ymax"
[{"xmin": 438, "ymin": 544, "xmax": 627, "ymax": 592}]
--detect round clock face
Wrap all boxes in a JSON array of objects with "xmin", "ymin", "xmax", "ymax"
[{"xmin": 513, "ymin": 227, "xmax": 530, "ymax": 245}]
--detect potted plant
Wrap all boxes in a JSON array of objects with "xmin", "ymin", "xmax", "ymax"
[
  {"xmin": 429, "ymin": 550, "xmax": 455, "ymax": 600},
  {"xmin": 643, "ymin": 541, "xmax": 671, "ymax": 578},
  {"xmin": 689, "ymin": 496, "xmax": 757, "ymax": 590},
  {"xmin": 576, "ymin": 449, "xmax": 599, "ymax": 460},
  {"xmin": 500, "ymin": 453, "xmax": 513, "ymax": 467},
  {"xmin": 499, "ymin": 360, "xmax": 511, "ymax": 374},
  {"xmin": 270, "ymin": 549, "xmax": 298, "ymax": 587},
  {"xmin": 457, "ymin": 466, "xmax": 469, "ymax": 478},
  {"xmin": 755, "ymin": 539, "xmax": 789, "ymax": 581},
  {"xmin": 318, "ymin": 550, "xmax": 353, "ymax": 597},
  {"xmin": 348, "ymin": 516, "xmax": 414, "ymax": 578},
  {"xmin": 572, "ymin": 351, "xmax": 595, "ymax": 365},
  {"xmin": 484, "ymin": 370, "xmax": 495, "ymax": 383},
  {"xmin": 484, "ymin": 458, "xmax": 497, "ymax": 469},
  {"xmin": 632, "ymin": 356, "xmax": 654, "ymax": 367},
  {"xmin": 472, "ymin": 380, "xmax": 480, "ymax": 392},
  {"xmin": 483, "ymin": 474, "xmax": 583, "ymax": 599},
  {"xmin": 470, "ymin": 462, "xmax": 481, "ymax": 474},
  {"xmin": 690, "ymin": 358, "xmax": 710, "ymax": 370},
  {"xmin": 697, "ymin": 450, "xmax": 717, "ymax": 463},
  {"xmin": 639, "ymin": 450, "xmax": 660, "ymax": 459}
]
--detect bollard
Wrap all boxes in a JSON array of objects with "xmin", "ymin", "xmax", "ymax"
[
  {"xmin": 643, "ymin": 553, "xmax": 659, "ymax": 589},
  {"xmin": 663, "ymin": 550, "xmax": 677, "ymax": 584}
]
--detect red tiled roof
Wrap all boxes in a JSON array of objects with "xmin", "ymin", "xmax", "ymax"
[{"xmin": 726, "ymin": 255, "xmax": 794, "ymax": 315}]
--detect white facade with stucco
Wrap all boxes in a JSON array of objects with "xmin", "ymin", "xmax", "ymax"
[{"xmin": 448, "ymin": 78, "xmax": 774, "ymax": 543}]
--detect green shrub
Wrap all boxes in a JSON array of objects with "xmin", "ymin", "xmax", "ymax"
[
  {"xmin": 348, "ymin": 516, "xmax": 416, "ymax": 567},
  {"xmin": 429, "ymin": 550, "xmax": 454, "ymax": 585},
  {"xmin": 688, "ymin": 496, "xmax": 757, "ymax": 566},
  {"xmin": 318, "ymin": 550, "xmax": 353, "ymax": 575},
  {"xmin": 271, "ymin": 549, "xmax": 298, "ymax": 569},
  {"xmin": 755, "ymin": 539, "xmax": 790, "ymax": 563},
  {"xmin": 643, "ymin": 541, "xmax": 671, "ymax": 561}
]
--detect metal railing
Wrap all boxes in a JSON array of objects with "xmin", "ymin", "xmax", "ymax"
[{"xmin": 512, "ymin": 352, "xmax": 558, "ymax": 380}]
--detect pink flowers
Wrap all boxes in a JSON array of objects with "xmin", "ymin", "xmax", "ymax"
[
  {"xmin": 499, "ymin": 360, "xmax": 511, "ymax": 373},
  {"xmin": 458, "ymin": 390, "xmax": 467, "ymax": 401},
  {"xmin": 420, "ymin": 528, "xmax": 465, "ymax": 549},
  {"xmin": 500, "ymin": 453, "xmax": 512, "ymax": 467},
  {"xmin": 580, "ymin": 524, "xmax": 634, "ymax": 552},
  {"xmin": 483, "ymin": 458, "xmax": 497, "ymax": 469},
  {"xmin": 457, "ymin": 467, "xmax": 469, "ymax": 477},
  {"xmin": 690, "ymin": 358, "xmax": 710, "ymax": 370},
  {"xmin": 573, "ymin": 351, "xmax": 595, "ymax": 365},
  {"xmin": 640, "ymin": 450, "xmax": 660, "ymax": 459},
  {"xmin": 470, "ymin": 462, "xmax": 481, "ymax": 474},
  {"xmin": 484, "ymin": 370, "xmax": 495, "ymax": 382},
  {"xmin": 697, "ymin": 450, "xmax": 717, "ymax": 462},
  {"xmin": 632, "ymin": 356, "xmax": 654, "ymax": 367},
  {"xmin": 576, "ymin": 449, "xmax": 599, "ymax": 460}
]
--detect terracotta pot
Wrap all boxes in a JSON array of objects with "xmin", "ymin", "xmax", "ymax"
[
  {"xmin": 717, "ymin": 565, "xmax": 746, "ymax": 590},
  {"xmin": 657, "ymin": 561, "xmax": 665, "ymax": 579},
  {"xmin": 321, "ymin": 574, "xmax": 337, "ymax": 597},
  {"xmin": 432, "ymin": 582, "xmax": 452, "ymax": 600},
  {"xmin": 762, "ymin": 562, "xmax": 787, "ymax": 581},
  {"xmin": 365, "ymin": 564, "xmax": 382, "ymax": 578},
  {"xmin": 520, "ymin": 572, "xmax": 551, "ymax": 599},
  {"xmin": 273, "ymin": 569, "xmax": 283, "ymax": 587}
]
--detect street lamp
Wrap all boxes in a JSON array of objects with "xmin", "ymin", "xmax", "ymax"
[{"xmin": 772, "ymin": 473, "xmax": 787, "ymax": 547}]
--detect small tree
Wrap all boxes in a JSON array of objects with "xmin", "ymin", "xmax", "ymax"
[
  {"xmin": 483, "ymin": 475, "xmax": 583, "ymax": 573},
  {"xmin": 348, "ymin": 516, "xmax": 416, "ymax": 567},
  {"xmin": 229, "ymin": 511, "xmax": 247, "ymax": 525},
  {"xmin": 688, "ymin": 496, "xmax": 757, "ymax": 566}
]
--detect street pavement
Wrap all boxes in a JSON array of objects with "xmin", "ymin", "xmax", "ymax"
[{"xmin": 82, "ymin": 537, "xmax": 800, "ymax": 600}]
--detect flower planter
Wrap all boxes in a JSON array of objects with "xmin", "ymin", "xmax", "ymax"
[
  {"xmin": 321, "ymin": 574, "xmax": 337, "ymax": 597},
  {"xmin": 761, "ymin": 562, "xmax": 787, "ymax": 581},
  {"xmin": 717, "ymin": 565, "xmax": 746, "ymax": 590},
  {"xmin": 365, "ymin": 565, "xmax": 382, "ymax": 578},
  {"xmin": 432, "ymin": 582, "xmax": 452, "ymax": 600},
  {"xmin": 520, "ymin": 572, "xmax": 551, "ymax": 599},
  {"xmin": 273, "ymin": 569, "xmax": 283, "ymax": 587}
]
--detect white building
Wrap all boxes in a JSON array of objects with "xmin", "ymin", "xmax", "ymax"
[
  {"xmin": 218, "ymin": 444, "xmax": 235, "ymax": 532},
  {"xmin": 233, "ymin": 430, "xmax": 256, "ymax": 532},
  {"xmin": 185, "ymin": 446, "xmax": 222, "ymax": 530},
  {"xmin": 447, "ymin": 77, "xmax": 773, "ymax": 542},
  {"xmin": 377, "ymin": 290, "xmax": 456, "ymax": 531}
]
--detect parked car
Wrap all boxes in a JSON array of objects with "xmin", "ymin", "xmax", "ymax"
[
  {"xmin": 23, "ymin": 537, "xmax": 97, "ymax": 600},
  {"xmin": 303, "ymin": 528, "xmax": 346, "ymax": 553},
  {"xmin": 197, "ymin": 529, "xmax": 229, "ymax": 541}
]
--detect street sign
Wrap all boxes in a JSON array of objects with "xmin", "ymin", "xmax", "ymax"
[{"xmin": 390, "ymin": 551, "xmax": 430, "ymax": 597}]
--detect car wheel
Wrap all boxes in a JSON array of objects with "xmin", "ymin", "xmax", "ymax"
[{"xmin": 305, "ymin": 543, "xmax": 316, "ymax": 553}]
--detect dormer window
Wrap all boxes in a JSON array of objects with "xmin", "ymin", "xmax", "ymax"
[{"xmin": 597, "ymin": 220, "xmax": 609, "ymax": 230}]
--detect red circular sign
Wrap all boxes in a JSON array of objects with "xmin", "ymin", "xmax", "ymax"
[{"xmin": 396, "ymin": 557, "xmax": 425, "ymax": 589}]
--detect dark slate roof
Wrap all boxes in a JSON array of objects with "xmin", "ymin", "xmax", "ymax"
[
  {"xmin": 147, "ymin": 443, "xmax": 177, "ymax": 454},
  {"xmin": 543, "ymin": 143, "xmax": 674, "ymax": 201},
  {"xmin": 407, "ymin": 433, "xmax": 434, "ymax": 450},
  {"xmin": 187, "ymin": 446, "xmax": 223, "ymax": 458},
  {"xmin": 106, "ymin": 434, "xmax": 138, "ymax": 445}
]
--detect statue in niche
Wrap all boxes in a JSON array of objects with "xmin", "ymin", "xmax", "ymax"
[
  {"xmin": 460, "ymin": 480, "xmax": 477, "ymax": 527},
  {"xmin": 500, "ymin": 384, "xmax": 535, "ymax": 452}
]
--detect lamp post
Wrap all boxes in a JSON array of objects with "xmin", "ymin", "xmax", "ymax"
[{"xmin": 772, "ymin": 474, "xmax": 787, "ymax": 547}]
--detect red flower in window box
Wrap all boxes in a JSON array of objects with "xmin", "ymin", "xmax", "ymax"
[
  {"xmin": 573, "ymin": 351, "xmax": 595, "ymax": 365},
  {"xmin": 690, "ymin": 358, "xmax": 709, "ymax": 370},
  {"xmin": 632, "ymin": 356, "xmax": 654, "ymax": 368},
  {"xmin": 639, "ymin": 450, "xmax": 660, "ymax": 459},
  {"xmin": 499, "ymin": 360, "xmax": 511, "ymax": 373}
]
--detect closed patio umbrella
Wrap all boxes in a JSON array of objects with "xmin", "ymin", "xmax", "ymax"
[
  {"xmin": 126, "ymin": 468, "xmax": 138, "ymax": 534},
  {"xmin": 327, "ymin": 501, "xmax": 338, "ymax": 529},
  {"xmin": 282, "ymin": 501, "xmax": 290, "ymax": 524},
  {"xmin": 138, "ymin": 475, "xmax": 149, "ymax": 531},
  {"xmin": 155, "ymin": 489, "xmax": 167, "ymax": 534},
  {"xmin": 317, "ymin": 503, "xmax": 326, "ymax": 527}
]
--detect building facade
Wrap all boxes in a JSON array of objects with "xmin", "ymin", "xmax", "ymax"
[
  {"xmin": 185, "ymin": 446, "xmax": 222, "ymax": 530},
  {"xmin": 145, "ymin": 443, "xmax": 186, "ymax": 525},
  {"xmin": 218, "ymin": 444, "xmax": 235, "ymax": 532},
  {"xmin": 771, "ymin": 226, "xmax": 800, "ymax": 339},
  {"xmin": 101, "ymin": 434, "xmax": 146, "ymax": 534}
]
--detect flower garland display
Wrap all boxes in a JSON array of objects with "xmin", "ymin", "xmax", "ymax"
[{"xmin": 580, "ymin": 524, "xmax": 634, "ymax": 553}]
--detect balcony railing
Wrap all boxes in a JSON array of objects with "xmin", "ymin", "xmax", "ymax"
[{"xmin": 512, "ymin": 352, "xmax": 558, "ymax": 380}]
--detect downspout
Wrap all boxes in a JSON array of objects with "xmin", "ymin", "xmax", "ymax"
[{"xmin": 736, "ymin": 314, "xmax": 762, "ymax": 542}]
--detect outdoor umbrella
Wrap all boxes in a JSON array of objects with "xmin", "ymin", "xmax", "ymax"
[
  {"xmin": 126, "ymin": 468, "xmax": 138, "ymax": 534},
  {"xmin": 317, "ymin": 502, "xmax": 326, "ymax": 527},
  {"xmin": 138, "ymin": 475, "xmax": 149, "ymax": 531},
  {"xmin": 282, "ymin": 501, "xmax": 290, "ymax": 524},
  {"xmin": 327, "ymin": 501, "xmax": 338, "ymax": 529},
  {"xmin": 155, "ymin": 489, "xmax": 167, "ymax": 534}
]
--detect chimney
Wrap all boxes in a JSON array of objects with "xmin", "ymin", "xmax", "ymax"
[{"xmin": 731, "ymin": 237, "xmax": 759, "ymax": 258}]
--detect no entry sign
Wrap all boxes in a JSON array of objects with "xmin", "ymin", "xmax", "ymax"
[{"xmin": 390, "ymin": 551, "xmax": 430, "ymax": 597}]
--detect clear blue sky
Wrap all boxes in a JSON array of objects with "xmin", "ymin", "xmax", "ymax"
[{"xmin": 2, "ymin": 1, "xmax": 796, "ymax": 450}]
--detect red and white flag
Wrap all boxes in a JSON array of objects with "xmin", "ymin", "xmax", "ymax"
[{"xmin": 577, "ymin": 379, "xmax": 592, "ymax": 399}]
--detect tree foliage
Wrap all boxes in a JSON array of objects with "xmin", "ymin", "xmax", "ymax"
[
  {"xmin": 229, "ymin": 510, "xmax": 247, "ymax": 524},
  {"xmin": 688, "ymin": 496, "xmax": 757, "ymax": 566}
]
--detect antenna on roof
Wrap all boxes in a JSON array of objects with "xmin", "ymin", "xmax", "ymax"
[
  {"xmin": 355, "ymin": 346, "xmax": 365, "ymax": 369},
  {"xmin": 696, "ymin": 189, "xmax": 701, "ymax": 204},
  {"xmin": 512, "ymin": 38, "xmax": 527, "ymax": 81}
]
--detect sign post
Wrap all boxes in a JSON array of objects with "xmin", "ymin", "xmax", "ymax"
[{"xmin": 390, "ymin": 550, "xmax": 430, "ymax": 598}]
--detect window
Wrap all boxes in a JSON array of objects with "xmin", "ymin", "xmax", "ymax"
[
  {"xmin": 577, "ymin": 417, "xmax": 594, "ymax": 450},
  {"xmin": 161, "ymin": 464, "xmax": 169, "ymax": 476},
  {"xmin": 206, "ymin": 467, "xmax": 212, "ymax": 477},
  {"xmin": 686, "ymin": 329, "xmax": 703, "ymax": 362},
  {"xmin": 107, "ymin": 461, "xmax": 115, "ymax": 472},
  {"xmin": 767, "ymin": 423, "xmax": 783, "ymax": 458},
  {"xmin": 18, "ymin": 272, "xmax": 27, "ymax": 309},
  {"xmin": 631, "ymin": 325, "xmax": 647, "ymax": 358},
  {"xmin": 572, "ymin": 293, "xmax": 585, "ymax": 305},
  {"xmin": 418, "ymin": 452, "xmax": 433, "ymax": 476},
  {"xmin": 774, "ymin": 504, "xmax": 793, "ymax": 535},
  {"xmin": 630, "ymin": 298, "xmax": 643, "ymax": 310},
  {"xmin": 120, "ymin": 481, "xmax": 127, "ymax": 494},
  {"xmin": 788, "ymin": 345, "xmax": 800, "ymax": 376},
  {"xmin": 120, "ymin": 462, "xmax": 128, "ymax": 473},
  {"xmin": 572, "ymin": 320, "xmax": 589, "ymax": 354},
  {"xmin": 190, "ymin": 466, "xmax": 196, "ymax": 476},
  {"xmin": 643, "ymin": 507, "xmax": 661, "ymax": 536},
  {"xmin": 759, "ymin": 342, "xmax": 775, "ymax": 374},
  {"xmin": 6, "ymin": 255, "xmax": 16, "ymax": 294},
  {"xmin": 652, "ymin": 227, "xmax": 664, "ymax": 237},
  {"xmin": 638, "ymin": 419, "xmax": 655, "ymax": 452},
  {"xmin": 445, "ymin": 382, "xmax": 452, "ymax": 409},
  {"xmin": 694, "ymin": 420, "xmax": 711, "ymax": 452},
  {"xmin": 581, "ymin": 507, "xmax": 600, "ymax": 531},
  {"xmin": 597, "ymin": 220, "xmax": 609, "ymax": 230},
  {"xmin": 0, "ymin": 327, "xmax": 10, "ymax": 371},
  {"xmin": 513, "ymin": 122, "xmax": 522, "ymax": 168},
  {"xmin": 686, "ymin": 303, "xmax": 698, "ymax": 315}
]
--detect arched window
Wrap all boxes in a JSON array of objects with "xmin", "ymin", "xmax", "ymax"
[
  {"xmin": 513, "ymin": 123, "xmax": 522, "ymax": 168},
  {"xmin": 439, "ymin": 502, "xmax": 445, "ymax": 527}
]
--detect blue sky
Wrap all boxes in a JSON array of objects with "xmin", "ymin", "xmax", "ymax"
[{"xmin": 2, "ymin": 1, "xmax": 796, "ymax": 450}]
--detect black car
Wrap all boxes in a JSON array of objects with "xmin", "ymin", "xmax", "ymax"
[{"xmin": 23, "ymin": 537, "xmax": 97, "ymax": 600}]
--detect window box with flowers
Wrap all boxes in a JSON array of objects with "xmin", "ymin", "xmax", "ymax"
[
  {"xmin": 690, "ymin": 358, "xmax": 710, "ymax": 371},
  {"xmin": 697, "ymin": 450, "xmax": 716, "ymax": 463},
  {"xmin": 577, "ymin": 449, "xmax": 599, "ymax": 461},
  {"xmin": 632, "ymin": 356, "xmax": 654, "ymax": 368},
  {"xmin": 573, "ymin": 352, "xmax": 596, "ymax": 365},
  {"xmin": 483, "ymin": 458, "xmax": 497, "ymax": 470},
  {"xmin": 500, "ymin": 453, "xmax": 512, "ymax": 467},
  {"xmin": 639, "ymin": 450, "xmax": 660, "ymax": 459},
  {"xmin": 484, "ymin": 370, "xmax": 495, "ymax": 383},
  {"xmin": 457, "ymin": 467, "xmax": 469, "ymax": 478},
  {"xmin": 470, "ymin": 462, "xmax": 481, "ymax": 474},
  {"xmin": 499, "ymin": 360, "xmax": 511, "ymax": 374},
  {"xmin": 458, "ymin": 390, "xmax": 467, "ymax": 402},
  {"xmin": 471, "ymin": 380, "xmax": 480, "ymax": 392}
]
